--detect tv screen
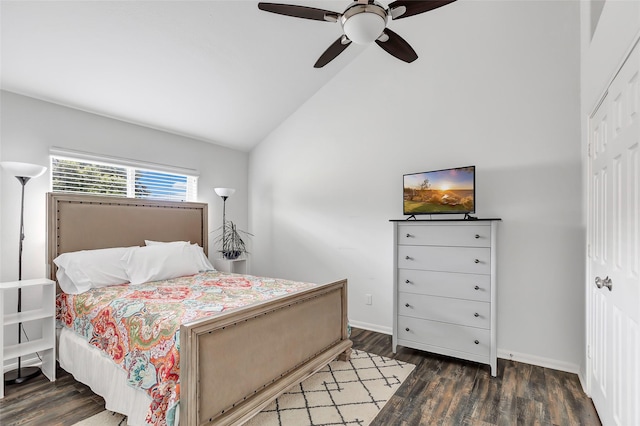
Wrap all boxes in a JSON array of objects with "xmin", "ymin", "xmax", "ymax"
[{"xmin": 403, "ymin": 166, "xmax": 475, "ymax": 215}]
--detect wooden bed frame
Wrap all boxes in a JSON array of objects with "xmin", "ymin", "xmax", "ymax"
[{"xmin": 47, "ymin": 193, "xmax": 352, "ymax": 426}]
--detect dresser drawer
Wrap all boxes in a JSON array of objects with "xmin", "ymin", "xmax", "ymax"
[
  {"xmin": 398, "ymin": 245, "xmax": 491, "ymax": 274},
  {"xmin": 398, "ymin": 293, "xmax": 490, "ymax": 329},
  {"xmin": 397, "ymin": 316, "xmax": 490, "ymax": 357},
  {"xmin": 398, "ymin": 269, "xmax": 490, "ymax": 302},
  {"xmin": 398, "ymin": 224, "xmax": 491, "ymax": 247}
]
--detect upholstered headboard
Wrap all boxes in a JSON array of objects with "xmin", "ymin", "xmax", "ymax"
[{"xmin": 47, "ymin": 193, "xmax": 208, "ymax": 284}]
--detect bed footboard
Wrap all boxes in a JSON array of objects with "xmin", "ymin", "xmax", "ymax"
[{"xmin": 180, "ymin": 279, "xmax": 352, "ymax": 426}]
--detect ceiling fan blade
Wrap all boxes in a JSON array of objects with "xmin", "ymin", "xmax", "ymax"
[
  {"xmin": 258, "ymin": 3, "xmax": 340, "ymax": 22},
  {"xmin": 375, "ymin": 28, "xmax": 418, "ymax": 63},
  {"xmin": 388, "ymin": 0, "xmax": 456, "ymax": 20},
  {"xmin": 314, "ymin": 36, "xmax": 352, "ymax": 68}
]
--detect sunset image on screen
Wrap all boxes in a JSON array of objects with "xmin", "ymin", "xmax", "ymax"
[{"xmin": 403, "ymin": 167, "xmax": 475, "ymax": 214}]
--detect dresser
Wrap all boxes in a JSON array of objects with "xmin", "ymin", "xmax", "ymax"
[{"xmin": 391, "ymin": 219, "xmax": 500, "ymax": 376}]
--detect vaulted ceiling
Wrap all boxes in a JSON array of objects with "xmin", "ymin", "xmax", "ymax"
[{"xmin": 1, "ymin": 1, "xmax": 375, "ymax": 151}]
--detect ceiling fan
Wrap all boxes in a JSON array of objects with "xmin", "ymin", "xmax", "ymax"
[{"xmin": 257, "ymin": 0, "xmax": 457, "ymax": 68}]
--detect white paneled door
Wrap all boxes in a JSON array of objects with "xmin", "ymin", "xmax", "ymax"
[{"xmin": 587, "ymin": 40, "xmax": 640, "ymax": 426}]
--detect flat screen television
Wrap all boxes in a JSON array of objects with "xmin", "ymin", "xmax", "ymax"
[{"xmin": 403, "ymin": 166, "xmax": 475, "ymax": 216}]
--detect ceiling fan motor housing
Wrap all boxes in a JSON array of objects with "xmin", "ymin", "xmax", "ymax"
[{"xmin": 341, "ymin": 2, "xmax": 388, "ymax": 44}]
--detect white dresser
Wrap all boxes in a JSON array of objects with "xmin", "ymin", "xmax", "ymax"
[{"xmin": 391, "ymin": 219, "xmax": 500, "ymax": 376}]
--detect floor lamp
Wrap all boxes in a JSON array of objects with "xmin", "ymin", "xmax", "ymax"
[
  {"xmin": 1, "ymin": 161, "xmax": 47, "ymax": 385},
  {"xmin": 214, "ymin": 187, "xmax": 235, "ymax": 258}
]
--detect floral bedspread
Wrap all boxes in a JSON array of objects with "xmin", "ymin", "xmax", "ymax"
[{"xmin": 56, "ymin": 271, "xmax": 316, "ymax": 426}]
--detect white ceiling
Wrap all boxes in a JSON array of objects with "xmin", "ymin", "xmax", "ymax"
[{"xmin": 1, "ymin": 0, "xmax": 375, "ymax": 151}]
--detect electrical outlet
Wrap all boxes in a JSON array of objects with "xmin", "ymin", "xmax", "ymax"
[{"xmin": 365, "ymin": 294, "xmax": 372, "ymax": 305}]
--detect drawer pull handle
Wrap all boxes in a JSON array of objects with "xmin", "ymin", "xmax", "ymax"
[
  {"xmin": 474, "ymin": 340, "xmax": 480, "ymax": 345},
  {"xmin": 405, "ymin": 327, "xmax": 410, "ymax": 332},
  {"xmin": 475, "ymin": 234, "xmax": 480, "ymax": 239},
  {"xmin": 474, "ymin": 312, "xmax": 480, "ymax": 317},
  {"xmin": 405, "ymin": 279, "xmax": 411, "ymax": 284},
  {"xmin": 405, "ymin": 303, "xmax": 410, "ymax": 308},
  {"xmin": 474, "ymin": 285, "xmax": 480, "ymax": 290},
  {"xmin": 474, "ymin": 259, "xmax": 480, "ymax": 264},
  {"xmin": 405, "ymin": 256, "xmax": 413, "ymax": 260},
  {"xmin": 406, "ymin": 233, "xmax": 413, "ymax": 238}
]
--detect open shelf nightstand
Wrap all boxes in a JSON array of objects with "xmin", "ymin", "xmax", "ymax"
[
  {"xmin": 213, "ymin": 258, "xmax": 247, "ymax": 274},
  {"xmin": 0, "ymin": 278, "xmax": 56, "ymax": 398}
]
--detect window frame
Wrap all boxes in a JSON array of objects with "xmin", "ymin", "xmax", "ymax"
[{"xmin": 49, "ymin": 148, "xmax": 198, "ymax": 202}]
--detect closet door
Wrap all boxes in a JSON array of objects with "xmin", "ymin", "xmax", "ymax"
[{"xmin": 587, "ymin": 41, "xmax": 639, "ymax": 426}]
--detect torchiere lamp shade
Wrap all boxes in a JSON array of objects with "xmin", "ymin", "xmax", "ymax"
[
  {"xmin": 214, "ymin": 187, "xmax": 236, "ymax": 198},
  {"xmin": 0, "ymin": 161, "xmax": 47, "ymax": 179}
]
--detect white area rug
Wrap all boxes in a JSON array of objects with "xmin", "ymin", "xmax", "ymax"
[
  {"xmin": 74, "ymin": 410, "xmax": 127, "ymax": 426},
  {"xmin": 73, "ymin": 350, "xmax": 414, "ymax": 426}
]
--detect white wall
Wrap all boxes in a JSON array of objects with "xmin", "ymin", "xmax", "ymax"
[
  {"xmin": 0, "ymin": 91, "xmax": 249, "ymax": 356},
  {"xmin": 249, "ymin": 0, "xmax": 583, "ymax": 371}
]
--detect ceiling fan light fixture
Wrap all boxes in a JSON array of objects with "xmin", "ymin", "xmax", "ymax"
[
  {"xmin": 258, "ymin": 0, "xmax": 458, "ymax": 67},
  {"xmin": 341, "ymin": 3, "xmax": 387, "ymax": 44}
]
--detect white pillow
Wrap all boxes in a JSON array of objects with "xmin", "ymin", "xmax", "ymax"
[
  {"xmin": 54, "ymin": 247, "xmax": 136, "ymax": 294},
  {"xmin": 122, "ymin": 244, "xmax": 202, "ymax": 285},
  {"xmin": 144, "ymin": 240, "xmax": 214, "ymax": 272},
  {"xmin": 189, "ymin": 244, "xmax": 214, "ymax": 272},
  {"xmin": 144, "ymin": 240, "xmax": 190, "ymax": 246}
]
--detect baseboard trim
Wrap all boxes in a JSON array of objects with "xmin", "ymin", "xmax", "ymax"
[
  {"xmin": 348, "ymin": 323, "xmax": 581, "ymax": 375},
  {"xmin": 348, "ymin": 320, "xmax": 392, "ymax": 336},
  {"xmin": 578, "ymin": 369, "xmax": 589, "ymax": 395},
  {"xmin": 498, "ymin": 349, "xmax": 579, "ymax": 374}
]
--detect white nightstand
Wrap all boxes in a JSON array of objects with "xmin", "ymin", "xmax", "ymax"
[
  {"xmin": 0, "ymin": 278, "xmax": 56, "ymax": 398},
  {"xmin": 213, "ymin": 258, "xmax": 247, "ymax": 274}
]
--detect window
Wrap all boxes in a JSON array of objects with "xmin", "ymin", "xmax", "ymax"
[{"xmin": 50, "ymin": 152, "xmax": 198, "ymax": 202}]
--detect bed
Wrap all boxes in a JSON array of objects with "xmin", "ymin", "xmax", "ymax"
[{"xmin": 47, "ymin": 193, "xmax": 352, "ymax": 426}]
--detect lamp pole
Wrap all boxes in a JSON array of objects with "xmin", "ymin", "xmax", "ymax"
[
  {"xmin": 214, "ymin": 188, "xmax": 235, "ymax": 260},
  {"xmin": 221, "ymin": 195, "xmax": 228, "ymax": 258},
  {"xmin": 17, "ymin": 176, "xmax": 29, "ymax": 282},
  {"xmin": 5, "ymin": 176, "xmax": 41, "ymax": 384},
  {"xmin": 12, "ymin": 177, "xmax": 31, "ymax": 382},
  {"xmin": 1, "ymin": 162, "xmax": 47, "ymax": 385}
]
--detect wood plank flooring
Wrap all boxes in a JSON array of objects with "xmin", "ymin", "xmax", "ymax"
[
  {"xmin": 0, "ymin": 328, "xmax": 601, "ymax": 425},
  {"xmin": 351, "ymin": 328, "xmax": 601, "ymax": 426}
]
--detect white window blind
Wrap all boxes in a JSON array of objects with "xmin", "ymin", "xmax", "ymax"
[{"xmin": 51, "ymin": 155, "xmax": 198, "ymax": 202}]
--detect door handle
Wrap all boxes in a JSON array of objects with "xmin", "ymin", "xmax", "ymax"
[{"xmin": 595, "ymin": 276, "xmax": 613, "ymax": 291}]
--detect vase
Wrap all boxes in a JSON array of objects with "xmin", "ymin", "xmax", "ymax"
[{"xmin": 223, "ymin": 251, "xmax": 241, "ymax": 260}]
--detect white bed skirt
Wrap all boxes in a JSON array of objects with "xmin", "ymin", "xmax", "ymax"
[{"xmin": 58, "ymin": 327, "xmax": 180, "ymax": 425}]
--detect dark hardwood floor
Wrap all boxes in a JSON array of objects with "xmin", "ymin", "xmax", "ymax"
[
  {"xmin": 1, "ymin": 328, "xmax": 600, "ymax": 425},
  {"xmin": 351, "ymin": 328, "xmax": 600, "ymax": 426}
]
